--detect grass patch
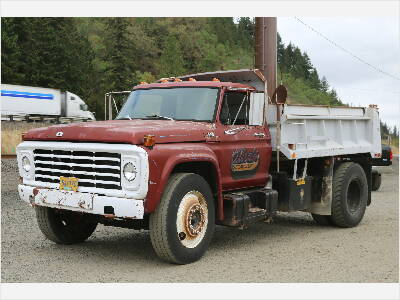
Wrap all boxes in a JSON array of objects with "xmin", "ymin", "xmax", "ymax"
[{"xmin": 1, "ymin": 122, "xmax": 49, "ymax": 155}]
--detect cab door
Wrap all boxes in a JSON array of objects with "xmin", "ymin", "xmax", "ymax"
[{"xmin": 212, "ymin": 89, "xmax": 271, "ymax": 191}]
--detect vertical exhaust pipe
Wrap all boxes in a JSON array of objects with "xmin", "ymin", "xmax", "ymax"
[
  {"xmin": 255, "ymin": 17, "xmax": 277, "ymax": 101},
  {"xmin": 255, "ymin": 17, "xmax": 281, "ymax": 172}
]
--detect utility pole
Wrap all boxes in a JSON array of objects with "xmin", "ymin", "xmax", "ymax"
[{"xmin": 255, "ymin": 17, "xmax": 277, "ymax": 101}]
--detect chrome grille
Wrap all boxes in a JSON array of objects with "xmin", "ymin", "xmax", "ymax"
[{"xmin": 33, "ymin": 149, "xmax": 121, "ymax": 190}]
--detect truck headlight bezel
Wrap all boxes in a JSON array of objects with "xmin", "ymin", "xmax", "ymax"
[
  {"xmin": 123, "ymin": 162, "xmax": 137, "ymax": 182},
  {"xmin": 120, "ymin": 156, "xmax": 141, "ymax": 190},
  {"xmin": 17, "ymin": 150, "xmax": 35, "ymax": 180},
  {"xmin": 22, "ymin": 156, "xmax": 32, "ymax": 172}
]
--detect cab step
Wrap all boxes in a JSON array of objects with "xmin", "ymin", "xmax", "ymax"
[{"xmin": 218, "ymin": 188, "xmax": 278, "ymax": 228}]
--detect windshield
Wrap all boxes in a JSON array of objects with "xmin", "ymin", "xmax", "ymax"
[{"xmin": 116, "ymin": 87, "xmax": 219, "ymax": 122}]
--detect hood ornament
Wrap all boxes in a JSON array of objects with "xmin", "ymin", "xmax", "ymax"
[{"xmin": 56, "ymin": 131, "xmax": 63, "ymax": 137}]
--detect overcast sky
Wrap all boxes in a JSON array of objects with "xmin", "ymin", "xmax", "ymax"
[{"xmin": 278, "ymin": 17, "xmax": 399, "ymax": 129}]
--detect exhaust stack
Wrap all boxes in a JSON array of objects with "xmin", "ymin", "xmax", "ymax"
[{"xmin": 255, "ymin": 17, "xmax": 277, "ymax": 101}]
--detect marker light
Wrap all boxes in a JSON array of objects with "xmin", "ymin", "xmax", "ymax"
[
  {"xmin": 161, "ymin": 79, "xmax": 169, "ymax": 83},
  {"xmin": 139, "ymin": 81, "xmax": 148, "ymax": 85},
  {"xmin": 188, "ymin": 78, "xmax": 196, "ymax": 81},
  {"xmin": 143, "ymin": 134, "xmax": 156, "ymax": 147},
  {"xmin": 212, "ymin": 78, "xmax": 220, "ymax": 82},
  {"xmin": 174, "ymin": 78, "xmax": 182, "ymax": 82}
]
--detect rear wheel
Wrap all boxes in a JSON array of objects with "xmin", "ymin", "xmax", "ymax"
[
  {"xmin": 35, "ymin": 206, "xmax": 97, "ymax": 244},
  {"xmin": 330, "ymin": 162, "xmax": 368, "ymax": 228},
  {"xmin": 149, "ymin": 173, "xmax": 215, "ymax": 264}
]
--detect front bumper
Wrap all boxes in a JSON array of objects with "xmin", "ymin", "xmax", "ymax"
[{"xmin": 18, "ymin": 184, "xmax": 144, "ymax": 219}]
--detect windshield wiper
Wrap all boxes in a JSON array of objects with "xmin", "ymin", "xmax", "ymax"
[{"xmin": 145, "ymin": 115, "xmax": 174, "ymax": 120}]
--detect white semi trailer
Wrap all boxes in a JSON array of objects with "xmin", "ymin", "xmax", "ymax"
[{"xmin": 1, "ymin": 84, "xmax": 95, "ymax": 121}]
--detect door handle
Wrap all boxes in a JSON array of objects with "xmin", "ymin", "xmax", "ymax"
[
  {"xmin": 224, "ymin": 127, "xmax": 246, "ymax": 135},
  {"xmin": 254, "ymin": 132, "xmax": 265, "ymax": 138}
]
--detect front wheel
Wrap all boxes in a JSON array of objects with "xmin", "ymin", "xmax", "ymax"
[
  {"xmin": 149, "ymin": 173, "xmax": 215, "ymax": 264},
  {"xmin": 35, "ymin": 206, "xmax": 97, "ymax": 244}
]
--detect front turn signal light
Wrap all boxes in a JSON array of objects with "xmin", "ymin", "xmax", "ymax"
[{"xmin": 143, "ymin": 134, "xmax": 156, "ymax": 147}]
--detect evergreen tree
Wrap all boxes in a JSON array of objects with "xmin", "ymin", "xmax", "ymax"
[
  {"xmin": 392, "ymin": 125, "xmax": 398, "ymax": 137},
  {"xmin": 103, "ymin": 18, "xmax": 137, "ymax": 91},
  {"xmin": 158, "ymin": 35, "xmax": 185, "ymax": 78},
  {"xmin": 320, "ymin": 76, "xmax": 330, "ymax": 92},
  {"xmin": 1, "ymin": 18, "xmax": 25, "ymax": 83}
]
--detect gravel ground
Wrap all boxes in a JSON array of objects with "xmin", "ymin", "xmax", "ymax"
[{"xmin": 1, "ymin": 158, "xmax": 398, "ymax": 283}]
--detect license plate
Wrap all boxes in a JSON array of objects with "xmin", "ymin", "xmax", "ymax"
[{"xmin": 59, "ymin": 176, "xmax": 79, "ymax": 192}]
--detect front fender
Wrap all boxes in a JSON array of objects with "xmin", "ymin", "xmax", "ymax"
[{"xmin": 144, "ymin": 143, "xmax": 223, "ymax": 219}]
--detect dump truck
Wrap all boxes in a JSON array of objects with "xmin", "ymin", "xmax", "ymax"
[
  {"xmin": 16, "ymin": 69, "xmax": 381, "ymax": 264},
  {"xmin": 1, "ymin": 84, "xmax": 95, "ymax": 121}
]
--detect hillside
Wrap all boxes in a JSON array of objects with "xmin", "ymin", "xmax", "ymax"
[{"xmin": 2, "ymin": 17, "xmax": 342, "ymax": 117}]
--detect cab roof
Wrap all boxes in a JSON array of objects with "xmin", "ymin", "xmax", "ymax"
[{"xmin": 133, "ymin": 81, "xmax": 256, "ymax": 90}]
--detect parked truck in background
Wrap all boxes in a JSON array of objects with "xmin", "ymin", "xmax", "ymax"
[
  {"xmin": 16, "ymin": 69, "xmax": 382, "ymax": 264},
  {"xmin": 1, "ymin": 84, "xmax": 95, "ymax": 122}
]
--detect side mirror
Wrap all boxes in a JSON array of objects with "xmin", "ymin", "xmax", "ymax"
[
  {"xmin": 271, "ymin": 85, "xmax": 287, "ymax": 104},
  {"xmin": 249, "ymin": 92, "xmax": 264, "ymax": 126}
]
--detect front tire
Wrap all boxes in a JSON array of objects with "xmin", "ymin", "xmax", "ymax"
[
  {"xmin": 149, "ymin": 173, "xmax": 215, "ymax": 264},
  {"xmin": 35, "ymin": 206, "xmax": 97, "ymax": 244},
  {"xmin": 330, "ymin": 162, "xmax": 368, "ymax": 228}
]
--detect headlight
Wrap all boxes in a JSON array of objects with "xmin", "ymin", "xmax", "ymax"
[
  {"xmin": 123, "ymin": 162, "xmax": 137, "ymax": 182},
  {"xmin": 22, "ymin": 156, "xmax": 32, "ymax": 173}
]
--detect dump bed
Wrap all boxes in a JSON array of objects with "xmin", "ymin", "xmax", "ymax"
[{"xmin": 267, "ymin": 103, "xmax": 381, "ymax": 159}]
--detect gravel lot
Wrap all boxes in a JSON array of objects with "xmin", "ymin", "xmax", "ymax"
[{"xmin": 1, "ymin": 157, "xmax": 398, "ymax": 283}]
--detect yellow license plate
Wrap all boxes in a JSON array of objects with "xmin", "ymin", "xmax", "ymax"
[{"xmin": 60, "ymin": 176, "xmax": 79, "ymax": 192}]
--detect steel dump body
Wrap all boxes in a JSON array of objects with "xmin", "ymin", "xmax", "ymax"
[{"xmin": 266, "ymin": 103, "xmax": 381, "ymax": 159}]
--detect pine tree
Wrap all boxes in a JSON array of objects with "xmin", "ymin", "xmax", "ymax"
[
  {"xmin": 320, "ymin": 76, "xmax": 330, "ymax": 92},
  {"xmin": 159, "ymin": 35, "xmax": 186, "ymax": 78},
  {"xmin": 103, "ymin": 18, "xmax": 137, "ymax": 91},
  {"xmin": 1, "ymin": 18, "xmax": 25, "ymax": 83}
]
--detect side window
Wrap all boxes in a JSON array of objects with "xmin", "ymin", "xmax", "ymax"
[{"xmin": 219, "ymin": 92, "xmax": 249, "ymax": 125}]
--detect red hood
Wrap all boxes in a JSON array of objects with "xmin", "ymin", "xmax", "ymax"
[{"xmin": 24, "ymin": 120, "xmax": 216, "ymax": 144}]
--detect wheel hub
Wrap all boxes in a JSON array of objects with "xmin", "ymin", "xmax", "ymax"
[
  {"xmin": 186, "ymin": 204, "xmax": 205, "ymax": 237},
  {"xmin": 176, "ymin": 190, "xmax": 208, "ymax": 248}
]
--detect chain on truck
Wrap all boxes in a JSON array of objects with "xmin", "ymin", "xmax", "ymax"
[{"xmin": 16, "ymin": 69, "xmax": 382, "ymax": 264}]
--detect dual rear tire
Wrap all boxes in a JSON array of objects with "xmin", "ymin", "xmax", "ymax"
[{"xmin": 312, "ymin": 162, "xmax": 368, "ymax": 228}]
